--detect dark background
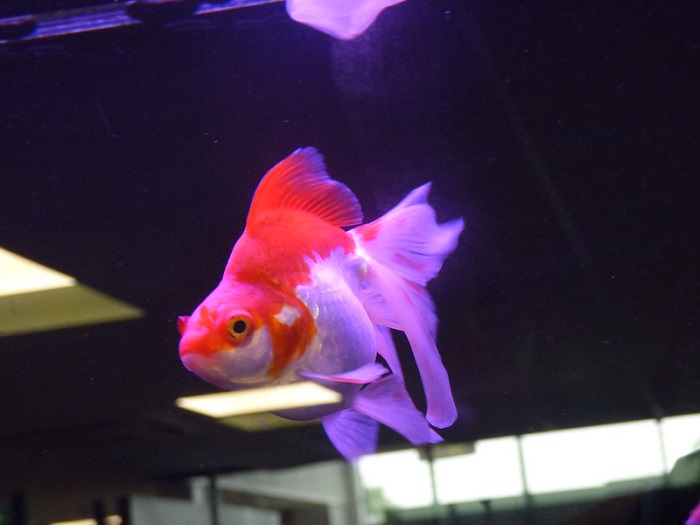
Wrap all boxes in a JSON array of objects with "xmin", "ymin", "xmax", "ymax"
[{"xmin": 0, "ymin": 0, "xmax": 698, "ymax": 486}]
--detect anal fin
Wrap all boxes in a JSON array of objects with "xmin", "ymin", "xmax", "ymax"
[
  {"xmin": 321, "ymin": 409, "xmax": 379, "ymax": 461},
  {"xmin": 354, "ymin": 375, "xmax": 442, "ymax": 446}
]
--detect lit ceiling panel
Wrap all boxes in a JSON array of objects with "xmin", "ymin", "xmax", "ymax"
[
  {"xmin": 0, "ymin": 247, "xmax": 142, "ymax": 336},
  {"xmin": 177, "ymin": 382, "xmax": 342, "ymax": 418}
]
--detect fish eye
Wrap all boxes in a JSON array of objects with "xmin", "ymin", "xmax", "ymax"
[{"xmin": 226, "ymin": 315, "xmax": 252, "ymax": 341}]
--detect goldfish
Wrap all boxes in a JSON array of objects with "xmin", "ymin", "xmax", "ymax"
[{"xmin": 178, "ymin": 147, "xmax": 463, "ymax": 459}]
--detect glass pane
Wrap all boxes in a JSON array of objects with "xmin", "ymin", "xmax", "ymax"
[{"xmin": 1, "ymin": 1, "xmax": 697, "ymax": 524}]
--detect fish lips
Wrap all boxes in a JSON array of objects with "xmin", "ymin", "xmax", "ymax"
[{"xmin": 180, "ymin": 328, "xmax": 273, "ymax": 388}]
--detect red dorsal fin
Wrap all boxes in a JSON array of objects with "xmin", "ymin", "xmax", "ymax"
[{"xmin": 246, "ymin": 147, "xmax": 363, "ymax": 228}]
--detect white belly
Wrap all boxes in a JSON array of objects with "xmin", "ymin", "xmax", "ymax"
[{"xmin": 274, "ymin": 250, "xmax": 377, "ymax": 420}]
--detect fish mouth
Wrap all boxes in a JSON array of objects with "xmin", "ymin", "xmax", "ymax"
[
  {"xmin": 179, "ymin": 324, "xmax": 273, "ymax": 388},
  {"xmin": 180, "ymin": 352, "xmax": 235, "ymax": 390},
  {"xmin": 180, "ymin": 346, "xmax": 272, "ymax": 389}
]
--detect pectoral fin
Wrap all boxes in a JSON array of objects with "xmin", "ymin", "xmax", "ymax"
[{"xmin": 300, "ymin": 362, "xmax": 388, "ymax": 384}]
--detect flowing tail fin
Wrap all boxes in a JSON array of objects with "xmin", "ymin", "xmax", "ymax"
[
  {"xmin": 351, "ymin": 183, "xmax": 463, "ymax": 428},
  {"xmin": 320, "ymin": 374, "xmax": 442, "ymax": 461}
]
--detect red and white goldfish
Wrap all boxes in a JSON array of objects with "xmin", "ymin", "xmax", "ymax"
[{"xmin": 178, "ymin": 148, "xmax": 463, "ymax": 459}]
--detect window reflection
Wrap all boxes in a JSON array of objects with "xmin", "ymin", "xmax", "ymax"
[{"xmin": 357, "ymin": 414, "xmax": 700, "ymax": 521}]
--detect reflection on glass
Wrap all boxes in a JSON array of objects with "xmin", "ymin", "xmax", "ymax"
[
  {"xmin": 434, "ymin": 437, "xmax": 524, "ymax": 503},
  {"xmin": 521, "ymin": 420, "xmax": 665, "ymax": 493},
  {"xmin": 661, "ymin": 413, "xmax": 700, "ymax": 468},
  {"xmin": 358, "ymin": 414, "xmax": 700, "ymax": 518},
  {"xmin": 359, "ymin": 449, "xmax": 434, "ymax": 510}
]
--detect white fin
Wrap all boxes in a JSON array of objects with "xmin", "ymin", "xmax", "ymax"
[
  {"xmin": 321, "ymin": 409, "xmax": 379, "ymax": 460},
  {"xmin": 286, "ymin": 0, "xmax": 407, "ymax": 41},
  {"xmin": 374, "ymin": 325, "xmax": 403, "ymax": 380},
  {"xmin": 354, "ymin": 183, "xmax": 463, "ymax": 286},
  {"xmin": 354, "ymin": 375, "xmax": 442, "ymax": 445},
  {"xmin": 300, "ymin": 362, "xmax": 387, "ymax": 384},
  {"xmin": 351, "ymin": 183, "xmax": 463, "ymax": 429}
]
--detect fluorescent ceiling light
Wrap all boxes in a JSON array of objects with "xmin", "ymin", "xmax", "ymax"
[
  {"xmin": 0, "ymin": 247, "xmax": 142, "ymax": 336},
  {"xmin": 176, "ymin": 382, "xmax": 342, "ymax": 418},
  {"xmin": 0, "ymin": 247, "xmax": 75, "ymax": 296},
  {"xmin": 219, "ymin": 412, "xmax": 319, "ymax": 432},
  {"xmin": 49, "ymin": 521, "xmax": 97, "ymax": 525},
  {"xmin": 50, "ymin": 516, "xmax": 121, "ymax": 525}
]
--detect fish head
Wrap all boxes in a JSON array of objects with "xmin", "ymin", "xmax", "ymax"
[
  {"xmin": 178, "ymin": 281, "xmax": 315, "ymax": 389},
  {"xmin": 178, "ymin": 284, "xmax": 273, "ymax": 388}
]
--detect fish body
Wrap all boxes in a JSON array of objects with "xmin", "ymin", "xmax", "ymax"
[{"xmin": 178, "ymin": 147, "xmax": 463, "ymax": 459}]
